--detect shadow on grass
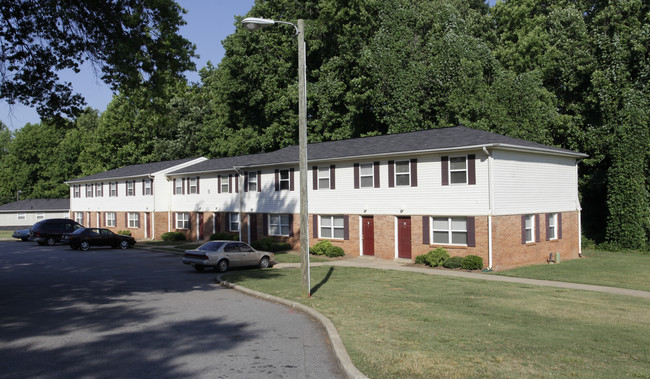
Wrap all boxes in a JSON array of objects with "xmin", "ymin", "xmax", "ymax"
[{"xmin": 310, "ymin": 267, "xmax": 334, "ymax": 296}]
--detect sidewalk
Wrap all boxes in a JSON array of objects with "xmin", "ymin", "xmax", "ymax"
[{"xmin": 275, "ymin": 257, "xmax": 650, "ymax": 299}]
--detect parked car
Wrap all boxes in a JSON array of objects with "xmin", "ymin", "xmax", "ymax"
[
  {"xmin": 12, "ymin": 228, "xmax": 30, "ymax": 241},
  {"xmin": 30, "ymin": 218, "xmax": 83, "ymax": 246},
  {"xmin": 64, "ymin": 228, "xmax": 136, "ymax": 251},
  {"xmin": 182, "ymin": 241, "xmax": 275, "ymax": 272}
]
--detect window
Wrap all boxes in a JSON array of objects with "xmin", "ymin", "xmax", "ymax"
[
  {"xmin": 360, "ymin": 163, "xmax": 374, "ymax": 188},
  {"xmin": 395, "ymin": 160, "xmax": 410, "ymax": 186},
  {"xmin": 189, "ymin": 178, "xmax": 198, "ymax": 194},
  {"xmin": 17, "ymin": 213, "xmax": 26, "ymax": 220},
  {"xmin": 248, "ymin": 172, "xmax": 257, "ymax": 192},
  {"xmin": 279, "ymin": 169, "xmax": 290, "ymax": 190},
  {"xmin": 449, "ymin": 156, "xmax": 467, "ymax": 184},
  {"xmin": 220, "ymin": 176, "xmax": 229, "ymax": 193},
  {"xmin": 106, "ymin": 212, "xmax": 116, "ymax": 227},
  {"xmin": 86, "ymin": 184, "xmax": 93, "ymax": 198},
  {"xmin": 144, "ymin": 179, "xmax": 152, "ymax": 196},
  {"xmin": 110, "ymin": 182, "xmax": 117, "ymax": 197},
  {"xmin": 269, "ymin": 214, "xmax": 290, "ymax": 236},
  {"xmin": 174, "ymin": 179, "xmax": 183, "ymax": 195},
  {"xmin": 128, "ymin": 212, "xmax": 139, "ymax": 228},
  {"xmin": 126, "ymin": 181, "xmax": 135, "ymax": 196},
  {"xmin": 524, "ymin": 214, "xmax": 535, "ymax": 243},
  {"xmin": 548, "ymin": 213, "xmax": 558, "ymax": 240},
  {"xmin": 432, "ymin": 217, "xmax": 468, "ymax": 245},
  {"xmin": 176, "ymin": 212, "xmax": 190, "ymax": 229},
  {"xmin": 73, "ymin": 185, "xmax": 81, "ymax": 198},
  {"xmin": 96, "ymin": 183, "xmax": 103, "ymax": 197},
  {"xmin": 75, "ymin": 212, "xmax": 84, "ymax": 225},
  {"xmin": 320, "ymin": 215, "xmax": 345, "ymax": 239},
  {"xmin": 229, "ymin": 213, "xmax": 239, "ymax": 232},
  {"xmin": 318, "ymin": 166, "xmax": 330, "ymax": 189},
  {"xmin": 36, "ymin": 212, "xmax": 44, "ymax": 220}
]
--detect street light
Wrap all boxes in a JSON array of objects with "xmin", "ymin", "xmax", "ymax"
[{"xmin": 242, "ymin": 17, "xmax": 311, "ymax": 297}]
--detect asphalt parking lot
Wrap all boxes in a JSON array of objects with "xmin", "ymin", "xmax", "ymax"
[{"xmin": 0, "ymin": 241, "xmax": 343, "ymax": 378}]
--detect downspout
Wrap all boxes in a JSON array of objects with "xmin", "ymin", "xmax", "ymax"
[
  {"xmin": 233, "ymin": 166, "xmax": 245, "ymax": 242},
  {"xmin": 576, "ymin": 162, "xmax": 583, "ymax": 258},
  {"xmin": 483, "ymin": 147, "xmax": 494, "ymax": 270},
  {"xmin": 149, "ymin": 174, "xmax": 155, "ymax": 240}
]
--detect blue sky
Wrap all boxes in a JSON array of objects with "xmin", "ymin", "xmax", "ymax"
[{"xmin": 0, "ymin": 0, "xmax": 256, "ymax": 130}]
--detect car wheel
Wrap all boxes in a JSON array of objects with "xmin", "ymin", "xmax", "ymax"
[
  {"xmin": 80, "ymin": 241, "xmax": 90, "ymax": 251},
  {"xmin": 194, "ymin": 265, "xmax": 205, "ymax": 272},
  {"xmin": 119, "ymin": 240, "xmax": 129, "ymax": 250},
  {"xmin": 21, "ymin": 237, "xmax": 28, "ymax": 242},
  {"xmin": 46, "ymin": 237, "xmax": 56, "ymax": 246},
  {"xmin": 259, "ymin": 256, "xmax": 270, "ymax": 269},
  {"xmin": 216, "ymin": 259, "xmax": 229, "ymax": 273}
]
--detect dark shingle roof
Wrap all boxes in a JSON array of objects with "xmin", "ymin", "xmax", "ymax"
[
  {"xmin": 170, "ymin": 126, "xmax": 586, "ymax": 175},
  {"xmin": 66, "ymin": 157, "xmax": 202, "ymax": 183},
  {"xmin": 0, "ymin": 198, "xmax": 69, "ymax": 212}
]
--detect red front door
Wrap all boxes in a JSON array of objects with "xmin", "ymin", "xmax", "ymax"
[
  {"xmin": 397, "ymin": 217, "xmax": 411, "ymax": 259},
  {"xmin": 362, "ymin": 216, "xmax": 374, "ymax": 256}
]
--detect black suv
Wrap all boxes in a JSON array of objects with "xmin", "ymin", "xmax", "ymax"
[{"xmin": 30, "ymin": 218, "xmax": 84, "ymax": 246}]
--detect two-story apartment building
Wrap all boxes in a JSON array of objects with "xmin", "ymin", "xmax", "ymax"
[{"xmin": 68, "ymin": 126, "xmax": 586, "ymax": 270}]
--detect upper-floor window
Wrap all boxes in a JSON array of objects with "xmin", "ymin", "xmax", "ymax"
[
  {"xmin": 431, "ymin": 217, "xmax": 467, "ymax": 245},
  {"xmin": 189, "ymin": 178, "xmax": 198, "ymax": 194},
  {"xmin": 220, "ymin": 175, "xmax": 229, "ymax": 193},
  {"xmin": 395, "ymin": 160, "xmax": 411, "ymax": 186},
  {"xmin": 110, "ymin": 182, "xmax": 117, "ymax": 197},
  {"xmin": 450, "ymin": 156, "xmax": 467, "ymax": 184},
  {"xmin": 268, "ymin": 214, "xmax": 290, "ymax": 236},
  {"xmin": 96, "ymin": 183, "xmax": 103, "ymax": 197},
  {"xmin": 86, "ymin": 184, "xmax": 93, "ymax": 198},
  {"xmin": 320, "ymin": 215, "xmax": 345, "ymax": 239},
  {"xmin": 318, "ymin": 166, "xmax": 330, "ymax": 189},
  {"xmin": 144, "ymin": 179, "xmax": 152, "ymax": 196},
  {"xmin": 174, "ymin": 179, "xmax": 183, "ymax": 195},
  {"xmin": 360, "ymin": 163, "xmax": 374, "ymax": 188},
  {"xmin": 126, "ymin": 181, "xmax": 135, "ymax": 196},
  {"xmin": 17, "ymin": 212, "xmax": 26, "ymax": 220},
  {"xmin": 247, "ymin": 172, "xmax": 258, "ymax": 192},
  {"xmin": 36, "ymin": 212, "xmax": 44, "ymax": 219},
  {"xmin": 176, "ymin": 212, "xmax": 190, "ymax": 229},
  {"xmin": 279, "ymin": 169, "xmax": 290, "ymax": 190},
  {"xmin": 73, "ymin": 185, "xmax": 81, "ymax": 198}
]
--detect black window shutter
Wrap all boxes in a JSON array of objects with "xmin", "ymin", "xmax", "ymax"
[
  {"xmin": 422, "ymin": 216, "xmax": 429, "ymax": 244},
  {"xmin": 196, "ymin": 176, "xmax": 200, "ymax": 194},
  {"xmin": 546, "ymin": 213, "xmax": 551, "ymax": 241},
  {"xmin": 410, "ymin": 159, "xmax": 417, "ymax": 187},
  {"xmin": 558, "ymin": 213, "xmax": 563, "ymax": 239},
  {"xmin": 182, "ymin": 178, "xmax": 186, "ymax": 195},
  {"xmin": 228, "ymin": 174, "xmax": 233, "ymax": 193},
  {"xmin": 151, "ymin": 180, "xmax": 153, "ymax": 196},
  {"xmin": 468, "ymin": 155, "xmax": 476, "ymax": 185},
  {"xmin": 244, "ymin": 172, "xmax": 249, "ymax": 192},
  {"xmin": 312, "ymin": 215, "xmax": 318, "ymax": 238},
  {"xmin": 343, "ymin": 215, "xmax": 349, "ymax": 240},
  {"xmin": 288, "ymin": 214, "xmax": 294, "ymax": 237},
  {"xmin": 467, "ymin": 217, "xmax": 476, "ymax": 247},
  {"xmin": 312, "ymin": 166, "xmax": 318, "ymax": 190},
  {"xmin": 257, "ymin": 171, "xmax": 262, "ymax": 192},
  {"xmin": 535, "ymin": 214, "xmax": 540, "ymax": 242},
  {"xmin": 274, "ymin": 170, "xmax": 279, "ymax": 191},
  {"xmin": 218, "ymin": 176, "xmax": 221, "ymax": 194},
  {"xmin": 374, "ymin": 161, "xmax": 380, "ymax": 188},
  {"xmin": 235, "ymin": 174, "xmax": 239, "ymax": 193},
  {"xmin": 330, "ymin": 165, "xmax": 336, "ymax": 189},
  {"xmin": 142, "ymin": 179, "xmax": 145, "ymax": 195},
  {"xmin": 441, "ymin": 156, "xmax": 449, "ymax": 186},
  {"xmin": 521, "ymin": 215, "xmax": 526, "ymax": 244},
  {"xmin": 290, "ymin": 168, "xmax": 295, "ymax": 191},
  {"xmin": 353, "ymin": 163, "xmax": 360, "ymax": 189},
  {"xmin": 388, "ymin": 160, "xmax": 395, "ymax": 187},
  {"xmin": 262, "ymin": 213, "xmax": 268, "ymax": 236}
]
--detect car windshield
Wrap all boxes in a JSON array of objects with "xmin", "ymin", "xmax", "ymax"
[
  {"xmin": 71, "ymin": 228, "xmax": 86, "ymax": 235},
  {"xmin": 197, "ymin": 241, "xmax": 226, "ymax": 251}
]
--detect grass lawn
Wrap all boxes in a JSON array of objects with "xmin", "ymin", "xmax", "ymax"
[
  {"xmin": 494, "ymin": 250, "xmax": 650, "ymax": 292},
  {"xmin": 224, "ymin": 266, "xmax": 650, "ymax": 378},
  {"xmin": 0, "ymin": 230, "xmax": 15, "ymax": 240}
]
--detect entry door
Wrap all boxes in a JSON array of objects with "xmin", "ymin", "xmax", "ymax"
[
  {"xmin": 198, "ymin": 213, "xmax": 204, "ymax": 240},
  {"xmin": 249, "ymin": 214, "xmax": 258, "ymax": 243},
  {"xmin": 397, "ymin": 217, "xmax": 411, "ymax": 259},
  {"xmin": 144, "ymin": 212, "xmax": 151, "ymax": 239},
  {"xmin": 362, "ymin": 216, "xmax": 375, "ymax": 256}
]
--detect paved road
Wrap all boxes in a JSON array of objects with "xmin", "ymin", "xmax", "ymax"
[{"xmin": 0, "ymin": 241, "xmax": 343, "ymax": 378}]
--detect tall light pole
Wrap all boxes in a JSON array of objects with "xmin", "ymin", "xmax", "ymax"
[{"xmin": 242, "ymin": 17, "xmax": 311, "ymax": 297}]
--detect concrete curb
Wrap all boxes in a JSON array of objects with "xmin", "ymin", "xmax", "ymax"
[{"xmin": 218, "ymin": 277, "xmax": 368, "ymax": 379}]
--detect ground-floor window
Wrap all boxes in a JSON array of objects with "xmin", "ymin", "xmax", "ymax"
[
  {"xmin": 229, "ymin": 213, "xmax": 239, "ymax": 232},
  {"xmin": 547, "ymin": 213, "xmax": 558, "ymax": 240},
  {"xmin": 431, "ymin": 217, "xmax": 467, "ymax": 245},
  {"xmin": 128, "ymin": 212, "xmax": 139, "ymax": 228},
  {"xmin": 268, "ymin": 214, "xmax": 290, "ymax": 236},
  {"xmin": 524, "ymin": 214, "xmax": 535, "ymax": 243},
  {"xmin": 320, "ymin": 215, "xmax": 345, "ymax": 239},
  {"xmin": 75, "ymin": 212, "xmax": 84, "ymax": 225},
  {"xmin": 105, "ymin": 212, "xmax": 116, "ymax": 227},
  {"xmin": 176, "ymin": 212, "xmax": 190, "ymax": 229}
]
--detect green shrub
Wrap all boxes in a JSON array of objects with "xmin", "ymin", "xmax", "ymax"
[
  {"xmin": 415, "ymin": 247, "xmax": 450, "ymax": 267},
  {"xmin": 209, "ymin": 233, "xmax": 238, "ymax": 241},
  {"xmin": 461, "ymin": 255, "xmax": 483, "ymax": 270},
  {"xmin": 442, "ymin": 256, "xmax": 463, "ymax": 269},
  {"xmin": 415, "ymin": 254, "xmax": 429, "ymax": 265},
  {"xmin": 161, "ymin": 232, "xmax": 186, "ymax": 241},
  {"xmin": 117, "ymin": 230, "xmax": 131, "ymax": 236},
  {"xmin": 309, "ymin": 240, "xmax": 345, "ymax": 257},
  {"xmin": 251, "ymin": 237, "xmax": 292, "ymax": 252}
]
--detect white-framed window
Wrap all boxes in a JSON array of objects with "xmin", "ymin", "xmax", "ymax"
[
  {"xmin": 449, "ymin": 156, "xmax": 468, "ymax": 184},
  {"xmin": 17, "ymin": 212, "xmax": 26, "ymax": 220},
  {"xmin": 75, "ymin": 212, "xmax": 84, "ymax": 225},
  {"xmin": 395, "ymin": 160, "xmax": 410, "ymax": 186},
  {"xmin": 36, "ymin": 212, "xmax": 44, "ymax": 220},
  {"xmin": 318, "ymin": 166, "xmax": 330, "ymax": 189},
  {"xmin": 73, "ymin": 185, "xmax": 81, "ymax": 198},
  {"xmin": 360, "ymin": 163, "xmax": 374, "ymax": 188},
  {"xmin": 128, "ymin": 212, "xmax": 139, "ymax": 228},
  {"xmin": 432, "ymin": 217, "xmax": 468, "ymax": 245},
  {"xmin": 110, "ymin": 182, "xmax": 117, "ymax": 197},
  {"xmin": 175, "ymin": 179, "xmax": 183, "ymax": 195},
  {"xmin": 96, "ymin": 183, "xmax": 103, "ymax": 197},
  {"xmin": 176, "ymin": 212, "xmax": 190, "ymax": 229},
  {"xmin": 189, "ymin": 178, "xmax": 198, "ymax": 194},
  {"xmin": 248, "ymin": 172, "xmax": 257, "ymax": 192},
  {"xmin": 144, "ymin": 179, "xmax": 152, "ymax": 196},
  {"xmin": 279, "ymin": 169, "xmax": 290, "ymax": 190},
  {"xmin": 126, "ymin": 181, "xmax": 135, "ymax": 196},
  {"xmin": 525, "ymin": 214, "xmax": 535, "ymax": 243},
  {"xmin": 220, "ymin": 176, "xmax": 229, "ymax": 193},
  {"xmin": 229, "ymin": 213, "xmax": 239, "ymax": 232},
  {"xmin": 86, "ymin": 184, "xmax": 93, "ymax": 198},
  {"xmin": 269, "ymin": 214, "xmax": 290, "ymax": 236},
  {"xmin": 320, "ymin": 215, "xmax": 345, "ymax": 239},
  {"xmin": 548, "ymin": 213, "xmax": 558, "ymax": 240},
  {"xmin": 106, "ymin": 212, "xmax": 116, "ymax": 227}
]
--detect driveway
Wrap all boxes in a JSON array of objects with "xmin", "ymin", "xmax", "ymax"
[{"xmin": 0, "ymin": 241, "xmax": 343, "ymax": 378}]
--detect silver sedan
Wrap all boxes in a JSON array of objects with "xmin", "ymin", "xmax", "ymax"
[{"xmin": 182, "ymin": 240, "xmax": 275, "ymax": 272}]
